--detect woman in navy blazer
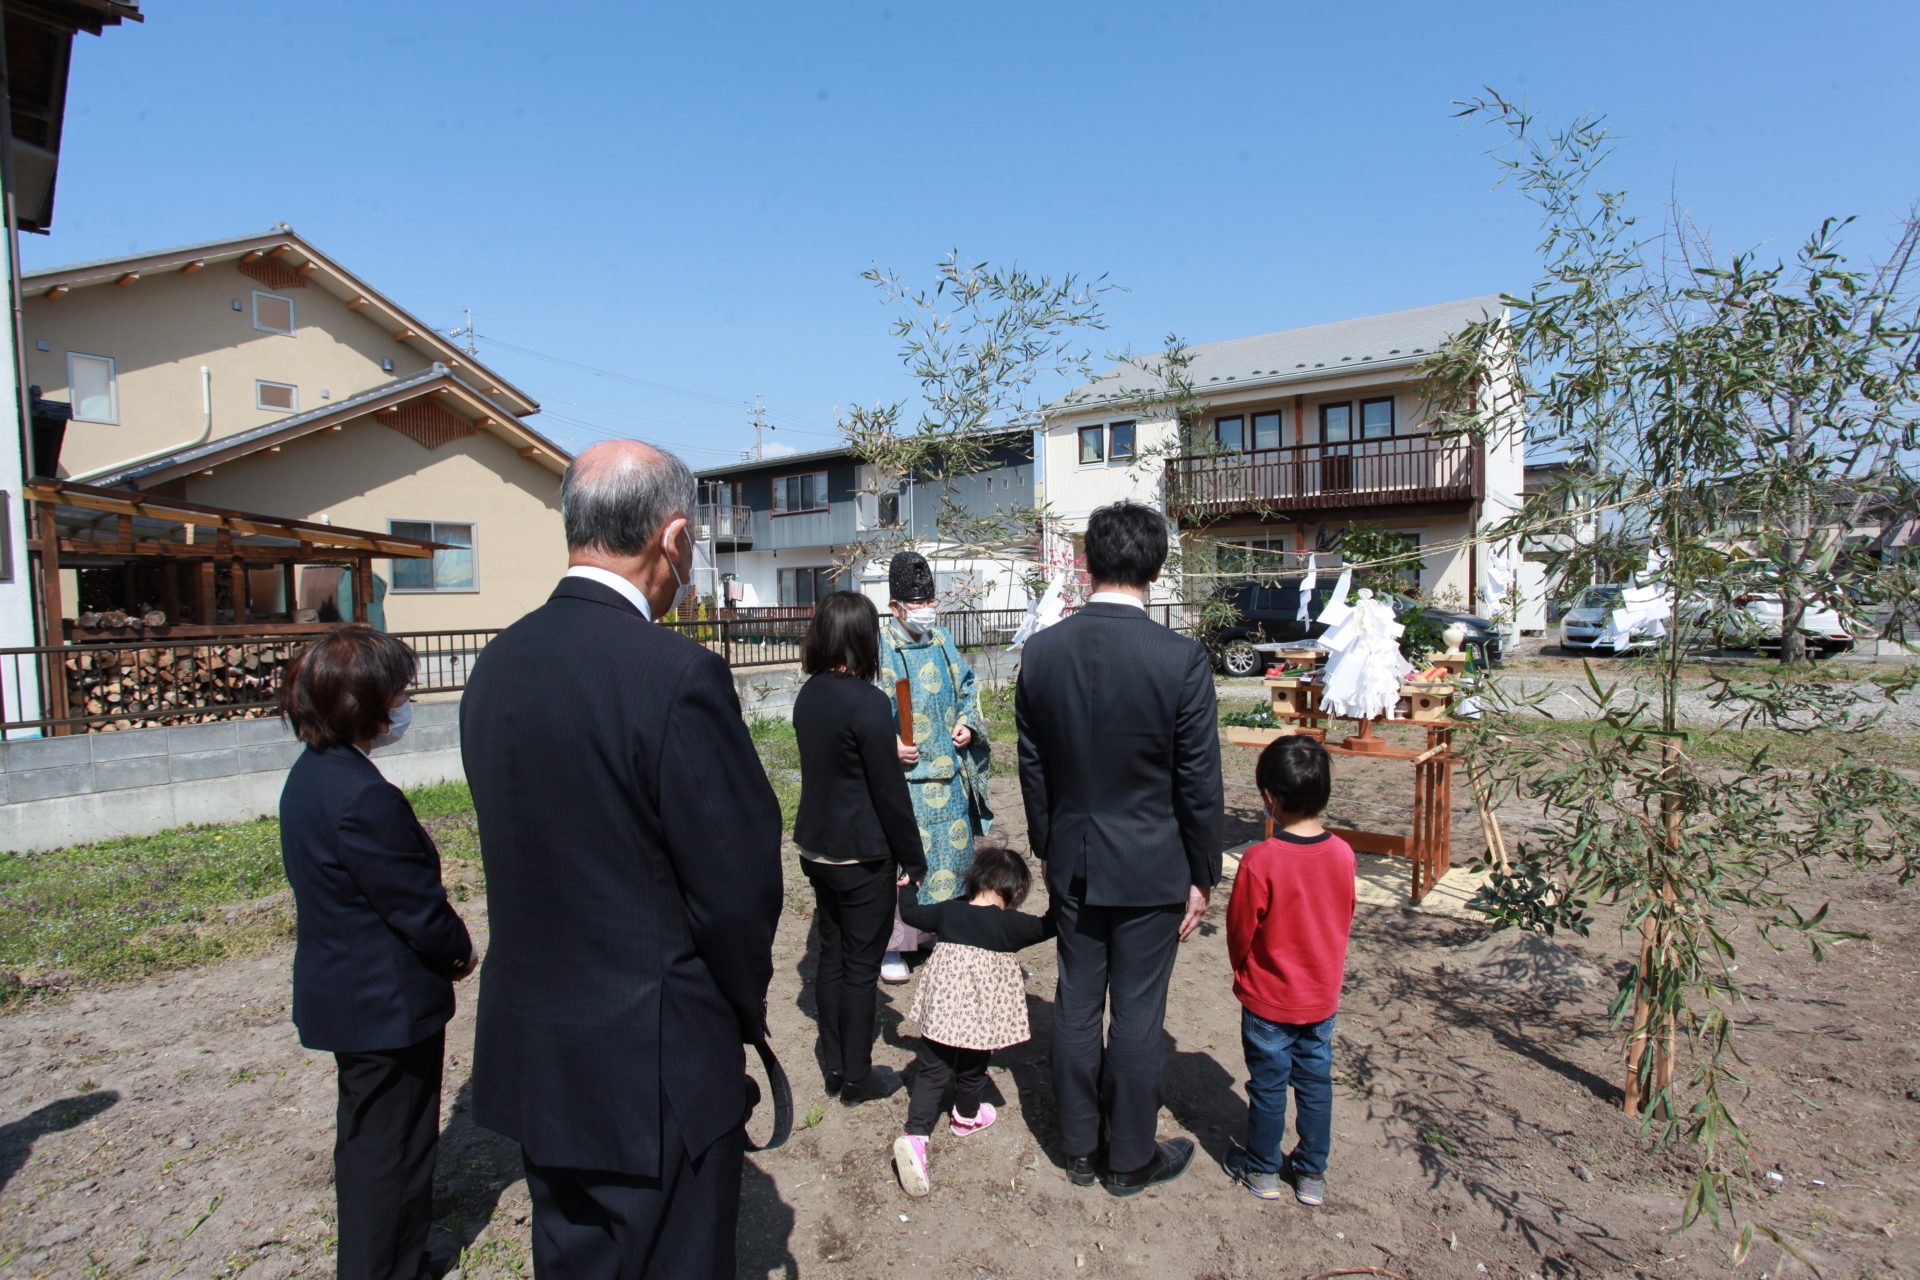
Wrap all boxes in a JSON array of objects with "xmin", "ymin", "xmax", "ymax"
[{"xmin": 278, "ymin": 625, "xmax": 475, "ymax": 1280}]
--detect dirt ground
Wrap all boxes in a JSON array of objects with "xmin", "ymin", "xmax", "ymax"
[{"xmin": 1, "ymin": 734, "xmax": 1915, "ymax": 1280}]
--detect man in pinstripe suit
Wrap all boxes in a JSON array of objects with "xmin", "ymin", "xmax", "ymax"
[{"xmin": 1016, "ymin": 500, "xmax": 1225, "ymax": 1196}]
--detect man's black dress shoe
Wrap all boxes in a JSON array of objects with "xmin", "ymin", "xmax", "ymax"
[
  {"xmin": 838, "ymin": 1067, "xmax": 900, "ymax": 1105},
  {"xmin": 823, "ymin": 1070, "xmax": 845, "ymax": 1095},
  {"xmin": 1066, "ymin": 1155, "xmax": 1098, "ymax": 1187},
  {"xmin": 1102, "ymin": 1138, "xmax": 1195, "ymax": 1197}
]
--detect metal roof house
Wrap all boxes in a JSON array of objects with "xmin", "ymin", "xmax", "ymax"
[{"xmin": 692, "ymin": 432, "xmax": 1037, "ymax": 610}]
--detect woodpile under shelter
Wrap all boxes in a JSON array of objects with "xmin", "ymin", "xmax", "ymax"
[{"xmin": 16, "ymin": 477, "xmax": 442, "ymax": 731}]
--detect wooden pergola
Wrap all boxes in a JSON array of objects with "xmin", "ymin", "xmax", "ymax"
[{"xmin": 24, "ymin": 477, "xmax": 444, "ymax": 643}]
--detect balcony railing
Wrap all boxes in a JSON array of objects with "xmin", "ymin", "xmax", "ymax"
[
  {"xmin": 1166, "ymin": 436, "xmax": 1482, "ymax": 515},
  {"xmin": 697, "ymin": 503, "xmax": 755, "ymax": 546}
]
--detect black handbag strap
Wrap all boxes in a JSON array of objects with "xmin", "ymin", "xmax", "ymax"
[{"xmin": 744, "ymin": 1036, "xmax": 792, "ymax": 1152}]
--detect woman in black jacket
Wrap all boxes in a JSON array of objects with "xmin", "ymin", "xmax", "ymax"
[
  {"xmin": 793, "ymin": 591, "xmax": 927, "ymax": 1102},
  {"xmin": 277, "ymin": 625, "xmax": 475, "ymax": 1280}
]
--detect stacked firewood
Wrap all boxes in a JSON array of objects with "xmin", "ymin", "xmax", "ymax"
[
  {"xmin": 64, "ymin": 641, "xmax": 296, "ymax": 728},
  {"xmin": 74, "ymin": 609, "xmax": 169, "ymax": 631}
]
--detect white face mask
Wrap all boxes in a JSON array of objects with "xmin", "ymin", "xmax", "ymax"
[
  {"xmin": 903, "ymin": 606, "xmax": 938, "ymax": 636},
  {"xmin": 373, "ymin": 697, "xmax": 412, "ymax": 749},
  {"xmin": 665, "ymin": 526, "xmax": 694, "ymax": 614}
]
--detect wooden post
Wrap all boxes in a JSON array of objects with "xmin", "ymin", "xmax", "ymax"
[
  {"xmin": 160, "ymin": 560, "xmax": 180, "ymax": 624},
  {"xmin": 231, "ymin": 558, "xmax": 250, "ymax": 625},
  {"xmin": 281, "ymin": 562, "xmax": 297, "ymax": 621},
  {"xmin": 196, "ymin": 559, "xmax": 217, "ymax": 625},
  {"xmin": 35, "ymin": 500, "xmax": 70, "ymax": 731},
  {"xmin": 351, "ymin": 559, "xmax": 373, "ymax": 624}
]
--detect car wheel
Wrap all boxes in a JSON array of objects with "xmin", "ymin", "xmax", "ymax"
[
  {"xmin": 1219, "ymin": 640, "xmax": 1261, "ymax": 678},
  {"xmin": 1815, "ymin": 640, "xmax": 1854, "ymax": 659}
]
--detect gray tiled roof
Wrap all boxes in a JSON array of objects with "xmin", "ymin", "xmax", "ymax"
[{"xmin": 1048, "ymin": 294, "xmax": 1508, "ymax": 414}]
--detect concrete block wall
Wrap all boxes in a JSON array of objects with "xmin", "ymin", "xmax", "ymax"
[
  {"xmin": 0, "ymin": 700, "xmax": 465, "ymax": 853},
  {"xmin": 0, "ymin": 646, "xmax": 1028, "ymax": 852}
]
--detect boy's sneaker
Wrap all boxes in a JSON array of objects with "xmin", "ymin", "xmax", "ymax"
[
  {"xmin": 949, "ymin": 1102, "xmax": 997, "ymax": 1137},
  {"xmin": 1289, "ymin": 1168, "xmax": 1327, "ymax": 1206},
  {"xmin": 1222, "ymin": 1147, "xmax": 1284, "ymax": 1200},
  {"xmin": 892, "ymin": 1134, "xmax": 931, "ymax": 1197}
]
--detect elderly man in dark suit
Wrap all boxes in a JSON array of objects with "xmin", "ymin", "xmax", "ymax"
[
  {"xmin": 461, "ymin": 440, "xmax": 783, "ymax": 1278},
  {"xmin": 1016, "ymin": 500, "xmax": 1224, "ymax": 1196}
]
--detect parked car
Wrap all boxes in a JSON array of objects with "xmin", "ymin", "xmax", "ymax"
[
  {"xmin": 1207, "ymin": 579, "xmax": 1503, "ymax": 677},
  {"xmin": 1560, "ymin": 584, "xmax": 1645, "ymax": 652},
  {"xmin": 1714, "ymin": 593, "xmax": 1854, "ymax": 656}
]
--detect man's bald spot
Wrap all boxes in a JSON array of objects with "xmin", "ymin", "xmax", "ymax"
[{"xmin": 572, "ymin": 438, "xmax": 670, "ymax": 481}]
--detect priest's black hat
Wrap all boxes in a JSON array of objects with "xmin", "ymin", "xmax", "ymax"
[{"xmin": 888, "ymin": 550, "xmax": 936, "ymax": 602}]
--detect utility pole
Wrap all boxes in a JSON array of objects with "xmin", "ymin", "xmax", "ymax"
[
  {"xmin": 751, "ymin": 393, "xmax": 768, "ymax": 458},
  {"xmin": 449, "ymin": 308, "xmax": 477, "ymax": 356}
]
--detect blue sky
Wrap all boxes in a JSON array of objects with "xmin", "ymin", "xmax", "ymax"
[{"xmin": 28, "ymin": 0, "xmax": 1918, "ymax": 467}]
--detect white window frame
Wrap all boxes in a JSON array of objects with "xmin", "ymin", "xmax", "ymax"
[
  {"xmin": 387, "ymin": 519, "xmax": 479, "ymax": 594},
  {"xmin": 252, "ymin": 290, "xmax": 296, "ymax": 335},
  {"xmin": 255, "ymin": 379, "xmax": 299, "ymax": 412},
  {"xmin": 66, "ymin": 351, "xmax": 119, "ymax": 424}
]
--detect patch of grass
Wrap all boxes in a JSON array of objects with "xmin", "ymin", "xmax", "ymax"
[{"xmin": 0, "ymin": 779, "xmax": 479, "ymax": 1008}]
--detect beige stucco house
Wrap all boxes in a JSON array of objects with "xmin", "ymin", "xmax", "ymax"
[{"xmin": 20, "ymin": 226, "xmax": 569, "ymax": 631}]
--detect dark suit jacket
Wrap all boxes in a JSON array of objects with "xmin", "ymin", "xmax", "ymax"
[
  {"xmin": 1016, "ymin": 600, "xmax": 1224, "ymax": 907},
  {"xmin": 792, "ymin": 672, "xmax": 925, "ymax": 871},
  {"xmin": 460, "ymin": 576, "xmax": 783, "ymax": 1176},
  {"xmin": 279, "ymin": 743, "xmax": 472, "ymax": 1054}
]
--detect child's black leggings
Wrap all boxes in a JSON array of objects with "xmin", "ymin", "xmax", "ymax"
[{"xmin": 905, "ymin": 1038, "xmax": 990, "ymax": 1136}]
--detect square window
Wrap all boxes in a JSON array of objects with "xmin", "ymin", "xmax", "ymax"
[
  {"xmin": 1361, "ymin": 397, "xmax": 1395, "ymax": 439},
  {"xmin": 772, "ymin": 470, "xmax": 829, "ymax": 515},
  {"xmin": 389, "ymin": 520, "xmax": 476, "ymax": 592},
  {"xmin": 67, "ymin": 352, "xmax": 117, "ymax": 424},
  {"xmin": 1109, "ymin": 421, "xmax": 1136, "ymax": 461},
  {"xmin": 778, "ymin": 566, "xmax": 835, "ymax": 607},
  {"xmin": 1252, "ymin": 411, "xmax": 1282, "ymax": 450},
  {"xmin": 1078, "ymin": 424, "xmax": 1105, "ymax": 465},
  {"xmin": 1320, "ymin": 403, "xmax": 1353, "ymax": 444},
  {"xmin": 255, "ymin": 380, "xmax": 298, "ymax": 412},
  {"xmin": 252, "ymin": 291, "xmax": 295, "ymax": 335}
]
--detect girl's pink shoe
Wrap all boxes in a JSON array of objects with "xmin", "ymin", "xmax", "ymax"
[
  {"xmin": 950, "ymin": 1102, "xmax": 997, "ymax": 1137},
  {"xmin": 892, "ymin": 1134, "xmax": 930, "ymax": 1197}
]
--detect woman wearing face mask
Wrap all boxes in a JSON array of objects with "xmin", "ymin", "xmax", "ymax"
[
  {"xmin": 277, "ymin": 624, "xmax": 476, "ymax": 1280},
  {"xmin": 877, "ymin": 551, "xmax": 995, "ymax": 983}
]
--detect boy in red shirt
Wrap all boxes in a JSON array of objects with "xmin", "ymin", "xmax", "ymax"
[{"xmin": 1224, "ymin": 735, "xmax": 1356, "ymax": 1206}]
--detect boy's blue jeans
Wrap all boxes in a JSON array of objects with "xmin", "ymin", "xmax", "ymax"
[{"xmin": 1241, "ymin": 1008, "xmax": 1336, "ymax": 1177}]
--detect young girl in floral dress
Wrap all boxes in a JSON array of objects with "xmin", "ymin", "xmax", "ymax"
[{"xmin": 890, "ymin": 845, "xmax": 1054, "ymax": 1197}]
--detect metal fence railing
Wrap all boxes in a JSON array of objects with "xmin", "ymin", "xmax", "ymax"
[{"xmin": 1, "ymin": 603, "xmax": 1193, "ymax": 736}]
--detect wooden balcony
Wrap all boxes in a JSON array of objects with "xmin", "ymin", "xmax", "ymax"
[{"xmin": 1166, "ymin": 435, "xmax": 1482, "ymax": 517}]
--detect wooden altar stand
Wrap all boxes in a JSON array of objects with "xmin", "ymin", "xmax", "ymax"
[{"xmin": 1225, "ymin": 650, "xmax": 1460, "ymax": 904}]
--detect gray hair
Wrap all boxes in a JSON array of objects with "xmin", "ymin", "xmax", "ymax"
[{"xmin": 561, "ymin": 442, "xmax": 697, "ymax": 555}]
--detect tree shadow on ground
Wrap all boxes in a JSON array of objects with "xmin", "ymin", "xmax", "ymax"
[
  {"xmin": 434, "ymin": 1079, "xmax": 521, "ymax": 1254},
  {"xmin": 0, "ymin": 1090, "xmax": 119, "ymax": 1195},
  {"xmin": 738, "ymin": 1154, "xmax": 798, "ymax": 1279}
]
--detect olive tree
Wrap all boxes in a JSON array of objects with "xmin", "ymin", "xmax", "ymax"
[{"xmin": 1426, "ymin": 91, "xmax": 1920, "ymax": 1258}]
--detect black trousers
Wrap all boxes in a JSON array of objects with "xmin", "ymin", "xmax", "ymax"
[
  {"xmin": 904, "ymin": 1038, "xmax": 991, "ymax": 1136},
  {"xmin": 1050, "ymin": 882, "xmax": 1183, "ymax": 1174},
  {"xmin": 333, "ymin": 1029, "xmax": 444, "ymax": 1280},
  {"xmin": 802, "ymin": 857, "xmax": 897, "ymax": 1085},
  {"xmin": 522, "ymin": 1101, "xmax": 746, "ymax": 1280}
]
